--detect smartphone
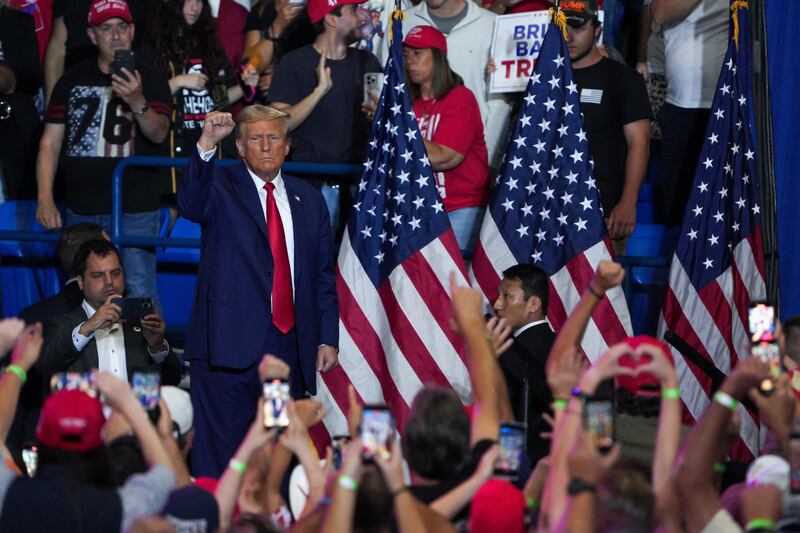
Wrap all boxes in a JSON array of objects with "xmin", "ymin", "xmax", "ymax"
[
  {"xmin": 262, "ymin": 378, "xmax": 290, "ymax": 429},
  {"xmin": 22, "ymin": 444, "xmax": 37, "ymax": 478},
  {"xmin": 363, "ymin": 72, "xmax": 385, "ymax": 108},
  {"xmin": 584, "ymin": 399, "xmax": 615, "ymax": 453},
  {"xmin": 752, "ymin": 343, "xmax": 783, "ymax": 395},
  {"xmin": 360, "ymin": 405, "xmax": 393, "ymax": 462},
  {"xmin": 132, "ymin": 371, "xmax": 161, "ymax": 422},
  {"xmin": 113, "ymin": 49, "xmax": 136, "ymax": 81},
  {"xmin": 494, "ymin": 422, "xmax": 526, "ymax": 479},
  {"xmin": 748, "ymin": 302, "xmax": 776, "ymax": 344},
  {"xmin": 790, "ymin": 432, "xmax": 800, "ymax": 494},
  {"xmin": 332, "ymin": 435, "xmax": 350, "ymax": 470},
  {"xmin": 112, "ymin": 297, "xmax": 154, "ymax": 319},
  {"xmin": 50, "ymin": 372, "xmax": 98, "ymax": 397}
]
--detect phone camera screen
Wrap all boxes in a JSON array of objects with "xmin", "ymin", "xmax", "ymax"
[
  {"xmin": 262, "ymin": 379, "xmax": 290, "ymax": 429},
  {"xmin": 360, "ymin": 408, "xmax": 393, "ymax": 462}
]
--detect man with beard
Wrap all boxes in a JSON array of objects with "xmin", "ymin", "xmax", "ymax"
[
  {"xmin": 563, "ymin": 0, "xmax": 651, "ymax": 255},
  {"xmin": 268, "ymin": 0, "xmax": 380, "ymax": 166}
]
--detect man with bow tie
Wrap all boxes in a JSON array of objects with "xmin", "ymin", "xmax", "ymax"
[
  {"xmin": 38, "ymin": 239, "xmax": 181, "ymax": 383},
  {"xmin": 178, "ymin": 106, "xmax": 339, "ymax": 477}
]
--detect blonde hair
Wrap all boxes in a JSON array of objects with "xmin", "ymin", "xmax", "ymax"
[{"xmin": 236, "ymin": 105, "xmax": 291, "ymax": 139}]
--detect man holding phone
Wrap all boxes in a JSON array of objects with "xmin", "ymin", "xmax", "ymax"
[
  {"xmin": 38, "ymin": 239, "xmax": 181, "ymax": 385},
  {"xmin": 34, "ymin": 0, "xmax": 172, "ymax": 310}
]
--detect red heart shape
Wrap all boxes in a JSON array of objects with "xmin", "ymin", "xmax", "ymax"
[{"xmin": 615, "ymin": 335, "xmax": 673, "ymax": 395}]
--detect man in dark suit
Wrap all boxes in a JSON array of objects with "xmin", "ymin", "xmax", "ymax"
[
  {"xmin": 178, "ymin": 106, "xmax": 338, "ymax": 476},
  {"xmin": 493, "ymin": 263, "xmax": 555, "ymax": 466},
  {"xmin": 38, "ymin": 239, "xmax": 180, "ymax": 383}
]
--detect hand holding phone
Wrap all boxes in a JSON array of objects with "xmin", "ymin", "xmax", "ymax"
[
  {"xmin": 584, "ymin": 399, "xmax": 615, "ymax": 453},
  {"xmin": 263, "ymin": 378, "xmax": 290, "ymax": 429},
  {"xmin": 50, "ymin": 372, "xmax": 98, "ymax": 397},
  {"xmin": 114, "ymin": 50, "xmax": 136, "ymax": 82},
  {"xmin": 494, "ymin": 422, "xmax": 526, "ymax": 479},
  {"xmin": 363, "ymin": 72, "xmax": 384, "ymax": 109},
  {"xmin": 359, "ymin": 405, "xmax": 394, "ymax": 462},
  {"xmin": 132, "ymin": 371, "xmax": 161, "ymax": 423},
  {"xmin": 112, "ymin": 297, "xmax": 154, "ymax": 319}
]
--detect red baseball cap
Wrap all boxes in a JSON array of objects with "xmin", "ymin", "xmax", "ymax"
[
  {"xmin": 36, "ymin": 389, "xmax": 105, "ymax": 452},
  {"xmin": 307, "ymin": 0, "xmax": 365, "ymax": 24},
  {"xmin": 88, "ymin": 0, "xmax": 132, "ymax": 26},
  {"xmin": 403, "ymin": 25, "xmax": 447, "ymax": 54},
  {"xmin": 470, "ymin": 479, "xmax": 526, "ymax": 533},
  {"xmin": 615, "ymin": 335, "xmax": 675, "ymax": 395}
]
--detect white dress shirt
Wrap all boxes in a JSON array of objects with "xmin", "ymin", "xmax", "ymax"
[
  {"xmin": 71, "ymin": 300, "xmax": 170, "ymax": 381},
  {"xmin": 197, "ymin": 144, "xmax": 296, "ymax": 300},
  {"xmin": 514, "ymin": 319, "xmax": 549, "ymax": 338}
]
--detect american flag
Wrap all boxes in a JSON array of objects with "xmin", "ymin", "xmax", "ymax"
[
  {"xmin": 658, "ymin": 3, "xmax": 764, "ymax": 461},
  {"xmin": 470, "ymin": 19, "xmax": 632, "ymax": 361},
  {"xmin": 312, "ymin": 14, "xmax": 472, "ymax": 441}
]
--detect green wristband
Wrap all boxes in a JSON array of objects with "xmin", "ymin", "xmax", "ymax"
[
  {"xmin": 661, "ymin": 388, "xmax": 680, "ymax": 400},
  {"xmin": 714, "ymin": 390, "xmax": 738, "ymax": 411},
  {"xmin": 552, "ymin": 399, "xmax": 569, "ymax": 410},
  {"xmin": 338, "ymin": 474, "xmax": 359, "ymax": 491},
  {"xmin": 526, "ymin": 496, "xmax": 539, "ymax": 509},
  {"xmin": 713, "ymin": 462, "xmax": 725, "ymax": 474},
  {"xmin": 745, "ymin": 518, "xmax": 775, "ymax": 531},
  {"xmin": 5, "ymin": 365, "xmax": 26, "ymax": 384},
  {"xmin": 228, "ymin": 458, "xmax": 247, "ymax": 474}
]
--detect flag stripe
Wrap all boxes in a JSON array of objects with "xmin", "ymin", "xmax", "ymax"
[
  {"xmin": 377, "ymin": 279, "xmax": 451, "ymax": 387},
  {"xmin": 666, "ymin": 259, "xmax": 733, "ymax": 373}
]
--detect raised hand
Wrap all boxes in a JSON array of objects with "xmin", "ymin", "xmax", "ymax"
[
  {"xmin": 198, "ymin": 111, "xmax": 235, "ymax": 151},
  {"xmin": 547, "ymin": 345, "xmax": 587, "ymax": 400},
  {"xmin": 486, "ymin": 316, "xmax": 513, "ymax": 356},
  {"xmin": 590, "ymin": 261, "xmax": 625, "ymax": 296},
  {"xmin": 0, "ymin": 317, "xmax": 25, "ymax": 356},
  {"xmin": 315, "ymin": 49, "xmax": 333, "ymax": 96},
  {"xmin": 10, "ymin": 323, "xmax": 43, "ymax": 371}
]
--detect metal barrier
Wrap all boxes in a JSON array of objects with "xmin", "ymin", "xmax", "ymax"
[
  {"xmin": 0, "ymin": 156, "xmax": 674, "ymax": 333},
  {"xmin": 110, "ymin": 156, "xmax": 361, "ymax": 248}
]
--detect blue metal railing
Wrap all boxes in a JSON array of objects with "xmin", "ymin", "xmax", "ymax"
[
  {"xmin": 0, "ymin": 155, "xmax": 674, "ymax": 314},
  {"xmin": 110, "ymin": 156, "xmax": 361, "ymax": 248}
]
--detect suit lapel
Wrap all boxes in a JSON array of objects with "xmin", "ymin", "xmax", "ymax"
[
  {"xmin": 233, "ymin": 162, "xmax": 269, "ymax": 242},
  {"xmin": 77, "ymin": 307, "xmax": 100, "ymax": 371}
]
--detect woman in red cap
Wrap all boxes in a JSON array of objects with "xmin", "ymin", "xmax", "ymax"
[{"xmin": 403, "ymin": 25, "xmax": 490, "ymax": 258}]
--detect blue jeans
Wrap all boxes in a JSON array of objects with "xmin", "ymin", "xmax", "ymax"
[
  {"xmin": 66, "ymin": 209, "xmax": 161, "ymax": 311},
  {"xmin": 448, "ymin": 207, "xmax": 484, "ymax": 259}
]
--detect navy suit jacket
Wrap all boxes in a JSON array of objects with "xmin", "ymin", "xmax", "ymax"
[{"xmin": 177, "ymin": 149, "xmax": 338, "ymax": 393}]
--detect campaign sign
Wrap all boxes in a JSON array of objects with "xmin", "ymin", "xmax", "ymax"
[{"xmin": 489, "ymin": 10, "xmax": 604, "ymax": 93}]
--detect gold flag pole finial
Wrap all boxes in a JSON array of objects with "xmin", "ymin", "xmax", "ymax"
[
  {"xmin": 549, "ymin": 0, "xmax": 569, "ymax": 41},
  {"xmin": 730, "ymin": 1, "xmax": 749, "ymax": 51},
  {"xmin": 389, "ymin": 9, "xmax": 406, "ymax": 43}
]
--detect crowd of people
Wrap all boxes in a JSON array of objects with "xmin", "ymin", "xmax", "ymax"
[
  {"xmin": 1, "ymin": 260, "xmax": 799, "ymax": 532},
  {"xmin": 0, "ymin": 0, "xmax": 774, "ymax": 530}
]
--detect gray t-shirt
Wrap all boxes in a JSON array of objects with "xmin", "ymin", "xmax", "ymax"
[{"xmin": 429, "ymin": 4, "xmax": 468, "ymax": 35}]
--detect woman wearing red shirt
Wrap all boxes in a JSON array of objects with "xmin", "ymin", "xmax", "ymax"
[{"xmin": 403, "ymin": 26, "xmax": 489, "ymax": 257}]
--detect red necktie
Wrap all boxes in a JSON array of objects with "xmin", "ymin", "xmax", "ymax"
[{"xmin": 264, "ymin": 182, "xmax": 295, "ymax": 333}]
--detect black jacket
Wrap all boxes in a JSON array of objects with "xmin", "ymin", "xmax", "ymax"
[
  {"xmin": 498, "ymin": 321, "xmax": 556, "ymax": 465},
  {"xmin": 39, "ymin": 305, "xmax": 181, "ymax": 385}
]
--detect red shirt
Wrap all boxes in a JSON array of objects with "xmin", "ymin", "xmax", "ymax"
[{"xmin": 413, "ymin": 85, "xmax": 489, "ymax": 212}]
